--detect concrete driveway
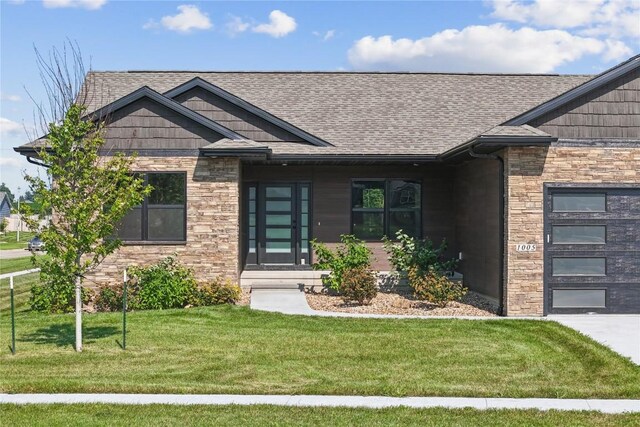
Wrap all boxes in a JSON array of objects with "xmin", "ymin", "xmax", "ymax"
[{"xmin": 549, "ymin": 315, "xmax": 640, "ymax": 365}]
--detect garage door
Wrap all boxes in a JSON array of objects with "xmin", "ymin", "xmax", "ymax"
[{"xmin": 545, "ymin": 186, "xmax": 640, "ymax": 314}]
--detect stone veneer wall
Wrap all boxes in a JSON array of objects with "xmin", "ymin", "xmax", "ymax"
[
  {"xmin": 85, "ymin": 156, "xmax": 240, "ymax": 287},
  {"xmin": 504, "ymin": 144, "xmax": 640, "ymax": 316}
]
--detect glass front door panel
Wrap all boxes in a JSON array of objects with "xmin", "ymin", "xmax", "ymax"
[{"xmin": 263, "ymin": 185, "xmax": 295, "ymax": 261}]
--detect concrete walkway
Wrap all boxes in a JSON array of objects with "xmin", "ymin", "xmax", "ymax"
[
  {"xmin": 1, "ymin": 394, "xmax": 639, "ymax": 413},
  {"xmin": 250, "ymin": 289, "xmax": 640, "ymax": 365}
]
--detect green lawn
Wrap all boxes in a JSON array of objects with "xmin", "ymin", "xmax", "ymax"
[
  {"xmin": 1, "ymin": 404, "xmax": 638, "ymax": 427},
  {"xmin": 1, "ymin": 305, "xmax": 638, "ymax": 398},
  {"xmin": 0, "ymin": 231, "xmax": 37, "ymax": 250},
  {"xmin": 0, "ymin": 256, "xmax": 38, "ymax": 274},
  {"xmin": 0, "ymin": 271, "xmax": 37, "ymax": 313}
]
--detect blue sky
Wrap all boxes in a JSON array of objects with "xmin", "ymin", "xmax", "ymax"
[{"xmin": 1, "ymin": 0, "xmax": 639, "ymax": 194}]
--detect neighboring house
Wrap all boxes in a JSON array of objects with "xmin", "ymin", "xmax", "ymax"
[
  {"xmin": 15, "ymin": 55, "xmax": 640, "ymax": 316},
  {"xmin": 0, "ymin": 192, "xmax": 12, "ymax": 220}
]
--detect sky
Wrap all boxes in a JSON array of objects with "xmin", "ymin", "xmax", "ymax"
[{"xmin": 1, "ymin": 0, "xmax": 639, "ymax": 195}]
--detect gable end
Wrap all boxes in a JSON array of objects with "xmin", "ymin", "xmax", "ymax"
[
  {"xmin": 527, "ymin": 67, "xmax": 640, "ymax": 139},
  {"xmin": 164, "ymin": 78, "xmax": 333, "ymax": 147}
]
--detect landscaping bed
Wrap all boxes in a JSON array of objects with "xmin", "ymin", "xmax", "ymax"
[{"xmin": 306, "ymin": 289, "xmax": 498, "ymax": 316}]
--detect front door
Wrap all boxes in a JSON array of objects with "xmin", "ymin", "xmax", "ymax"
[{"xmin": 245, "ymin": 182, "xmax": 311, "ymax": 266}]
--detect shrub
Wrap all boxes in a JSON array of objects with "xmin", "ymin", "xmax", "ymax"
[
  {"xmin": 311, "ymin": 234, "xmax": 373, "ymax": 292},
  {"xmin": 30, "ymin": 273, "xmax": 92, "ymax": 313},
  {"xmin": 127, "ymin": 255, "xmax": 198, "ymax": 310},
  {"xmin": 190, "ymin": 277, "xmax": 241, "ymax": 306},
  {"xmin": 0, "ymin": 218, "xmax": 7, "ymax": 233},
  {"xmin": 407, "ymin": 266, "xmax": 467, "ymax": 308},
  {"xmin": 94, "ymin": 284, "xmax": 124, "ymax": 312},
  {"xmin": 383, "ymin": 230, "xmax": 458, "ymax": 276},
  {"xmin": 341, "ymin": 267, "xmax": 378, "ymax": 305}
]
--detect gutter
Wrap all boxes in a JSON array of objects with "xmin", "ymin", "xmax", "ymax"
[{"xmin": 468, "ymin": 145, "xmax": 505, "ymax": 316}]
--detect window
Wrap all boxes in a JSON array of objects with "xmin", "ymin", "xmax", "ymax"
[
  {"xmin": 552, "ymin": 289, "xmax": 606, "ymax": 308},
  {"xmin": 552, "ymin": 193, "xmax": 606, "ymax": 212},
  {"xmin": 552, "ymin": 225, "xmax": 606, "ymax": 244},
  {"xmin": 352, "ymin": 180, "xmax": 421, "ymax": 240},
  {"xmin": 115, "ymin": 172, "xmax": 186, "ymax": 242},
  {"xmin": 552, "ymin": 257, "xmax": 606, "ymax": 276}
]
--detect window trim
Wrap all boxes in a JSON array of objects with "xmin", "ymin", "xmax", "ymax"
[
  {"xmin": 350, "ymin": 178, "xmax": 422, "ymax": 241},
  {"xmin": 119, "ymin": 171, "xmax": 188, "ymax": 243}
]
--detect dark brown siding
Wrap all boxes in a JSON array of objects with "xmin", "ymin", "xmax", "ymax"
[
  {"xmin": 529, "ymin": 68, "xmax": 640, "ymax": 139},
  {"xmin": 104, "ymin": 98, "xmax": 224, "ymax": 149},
  {"xmin": 454, "ymin": 159, "xmax": 501, "ymax": 299},
  {"xmin": 243, "ymin": 164, "xmax": 457, "ymax": 270},
  {"xmin": 174, "ymin": 87, "xmax": 307, "ymax": 143}
]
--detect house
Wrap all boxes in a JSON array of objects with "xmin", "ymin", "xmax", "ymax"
[
  {"xmin": 0, "ymin": 192, "xmax": 12, "ymax": 220},
  {"xmin": 15, "ymin": 55, "xmax": 640, "ymax": 316}
]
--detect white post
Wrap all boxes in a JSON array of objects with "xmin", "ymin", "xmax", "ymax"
[
  {"xmin": 10, "ymin": 275, "xmax": 13, "ymax": 290},
  {"xmin": 75, "ymin": 275, "xmax": 82, "ymax": 352},
  {"xmin": 16, "ymin": 190, "xmax": 20, "ymax": 243}
]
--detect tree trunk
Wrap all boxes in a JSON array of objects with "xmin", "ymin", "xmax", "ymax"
[{"xmin": 75, "ymin": 275, "xmax": 83, "ymax": 352}]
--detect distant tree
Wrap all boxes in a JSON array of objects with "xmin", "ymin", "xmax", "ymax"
[
  {"xmin": 21, "ymin": 41, "xmax": 150, "ymax": 352},
  {"xmin": 21, "ymin": 190, "xmax": 34, "ymax": 202},
  {"xmin": 0, "ymin": 183, "xmax": 15, "ymax": 205}
]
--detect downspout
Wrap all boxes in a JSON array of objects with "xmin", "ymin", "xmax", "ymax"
[
  {"xmin": 468, "ymin": 145, "xmax": 505, "ymax": 316},
  {"xmin": 26, "ymin": 156, "xmax": 50, "ymax": 168}
]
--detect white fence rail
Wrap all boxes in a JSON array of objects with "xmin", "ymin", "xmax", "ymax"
[{"xmin": 0, "ymin": 268, "xmax": 41, "ymax": 281}]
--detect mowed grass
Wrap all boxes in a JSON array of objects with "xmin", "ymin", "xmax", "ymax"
[
  {"xmin": 0, "ymin": 256, "xmax": 38, "ymax": 274},
  {"xmin": 0, "ymin": 231, "xmax": 37, "ymax": 250},
  {"xmin": 1, "ymin": 404, "xmax": 639, "ymax": 427},
  {"xmin": 0, "ymin": 305, "xmax": 638, "ymax": 398},
  {"xmin": 0, "ymin": 271, "xmax": 38, "ymax": 313}
]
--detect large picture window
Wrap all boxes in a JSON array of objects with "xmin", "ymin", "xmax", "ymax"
[
  {"xmin": 115, "ymin": 172, "xmax": 186, "ymax": 242},
  {"xmin": 352, "ymin": 179, "xmax": 421, "ymax": 240}
]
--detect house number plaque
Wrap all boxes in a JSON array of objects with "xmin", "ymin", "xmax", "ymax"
[{"xmin": 516, "ymin": 244, "xmax": 537, "ymax": 252}]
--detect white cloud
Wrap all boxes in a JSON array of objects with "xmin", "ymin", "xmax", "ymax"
[
  {"xmin": 348, "ymin": 24, "xmax": 619, "ymax": 73},
  {"xmin": 253, "ymin": 10, "xmax": 297, "ymax": 38},
  {"xmin": 158, "ymin": 5, "xmax": 212, "ymax": 33},
  {"xmin": 314, "ymin": 29, "xmax": 336, "ymax": 41},
  {"xmin": 0, "ymin": 117, "xmax": 23, "ymax": 136},
  {"xmin": 0, "ymin": 157, "xmax": 23, "ymax": 169},
  {"xmin": 42, "ymin": 0, "xmax": 107, "ymax": 10},
  {"xmin": 0, "ymin": 93, "xmax": 21, "ymax": 102},
  {"xmin": 142, "ymin": 19, "xmax": 159, "ymax": 30},
  {"xmin": 491, "ymin": 0, "xmax": 640, "ymax": 38},
  {"xmin": 225, "ymin": 15, "xmax": 250, "ymax": 36}
]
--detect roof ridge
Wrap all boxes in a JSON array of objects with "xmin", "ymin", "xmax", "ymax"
[{"xmin": 86, "ymin": 70, "xmax": 593, "ymax": 77}]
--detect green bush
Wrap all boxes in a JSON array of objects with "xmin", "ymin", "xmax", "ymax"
[
  {"xmin": 0, "ymin": 218, "xmax": 7, "ymax": 233},
  {"xmin": 30, "ymin": 273, "xmax": 92, "ymax": 313},
  {"xmin": 311, "ymin": 234, "xmax": 373, "ymax": 292},
  {"xmin": 407, "ymin": 266, "xmax": 467, "ymax": 308},
  {"xmin": 94, "ymin": 284, "xmax": 124, "ymax": 312},
  {"xmin": 190, "ymin": 277, "xmax": 242, "ymax": 306},
  {"xmin": 383, "ymin": 230, "xmax": 458, "ymax": 276},
  {"xmin": 127, "ymin": 256, "xmax": 198, "ymax": 310},
  {"xmin": 341, "ymin": 267, "xmax": 378, "ymax": 305}
]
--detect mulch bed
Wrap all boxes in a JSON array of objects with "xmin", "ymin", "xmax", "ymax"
[{"xmin": 305, "ymin": 288, "xmax": 498, "ymax": 317}]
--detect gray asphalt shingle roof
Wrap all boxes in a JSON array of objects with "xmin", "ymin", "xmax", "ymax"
[{"xmin": 80, "ymin": 71, "xmax": 591, "ymax": 155}]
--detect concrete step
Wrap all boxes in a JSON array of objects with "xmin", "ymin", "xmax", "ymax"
[{"xmin": 250, "ymin": 283, "xmax": 303, "ymax": 291}]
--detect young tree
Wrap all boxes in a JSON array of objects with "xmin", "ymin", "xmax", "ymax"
[{"xmin": 21, "ymin": 43, "xmax": 149, "ymax": 352}]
